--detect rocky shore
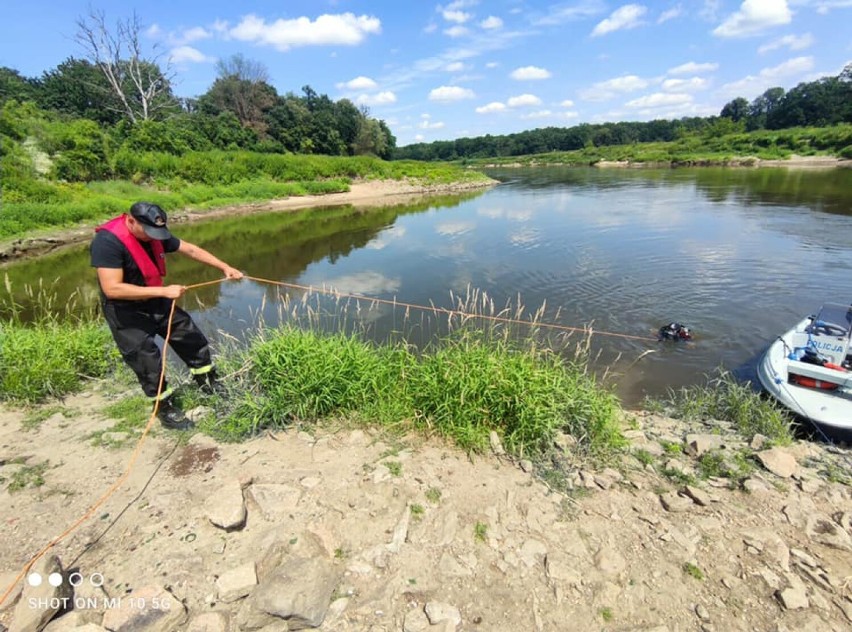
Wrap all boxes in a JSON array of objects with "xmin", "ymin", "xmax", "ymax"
[{"xmin": 0, "ymin": 384, "xmax": 850, "ymax": 632}]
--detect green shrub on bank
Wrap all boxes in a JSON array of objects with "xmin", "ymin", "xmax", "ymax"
[
  {"xmin": 0, "ymin": 147, "xmax": 489, "ymax": 240},
  {"xmin": 209, "ymin": 325, "xmax": 623, "ymax": 458},
  {"xmin": 0, "ymin": 320, "xmax": 117, "ymax": 403},
  {"xmin": 0, "ymin": 178, "xmax": 352, "ymax": 238},
  {"xmin": 649, "ymin": 371, "xmax": 794, "ymax": 444}
]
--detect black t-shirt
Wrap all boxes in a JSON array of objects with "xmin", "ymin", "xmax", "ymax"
[{"xmin": 90, "ymin": 231, "xmax": 181, "ymax": 305}]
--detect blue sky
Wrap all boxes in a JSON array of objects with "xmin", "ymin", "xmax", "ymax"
[{"xmin": 1, "ymin": 1, "xmax": 850, "ymax": 146}]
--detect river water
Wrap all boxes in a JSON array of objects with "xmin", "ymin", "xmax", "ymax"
[{"xmin": 4, "ymin": 167, "xmax": 852, "ymax": 406}]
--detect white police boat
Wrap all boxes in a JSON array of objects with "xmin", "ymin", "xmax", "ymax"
[{"xmin": 756, "ymin": 303, "xmax": 852, "ymax": 443}]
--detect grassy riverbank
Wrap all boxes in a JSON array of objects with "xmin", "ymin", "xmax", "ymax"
[
  {"xmin": 1, "ymin": 151, "xmax": 491, "ymax": 241},
  {"xmin": 461, "ymin": 124, "xmax": 852, "ymax": 168},
  {"xmin": 0, "ymin": 286, "xmax": 794, "ymax": 459}
]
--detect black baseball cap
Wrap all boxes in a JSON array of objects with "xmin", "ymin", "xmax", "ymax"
[{"xmin": 129, "ymin": 202, "xmax": 172, "ymax": 240}]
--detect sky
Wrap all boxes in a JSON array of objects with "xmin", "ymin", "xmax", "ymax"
[{"xmin": 1, "ymin": 1, "xmax": 850, "ymax": 146}]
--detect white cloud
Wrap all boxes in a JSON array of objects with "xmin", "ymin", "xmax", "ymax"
[
  {"xmin": 713, "ymin": 0, "xmax": 791, "ymax": 38},
  {"xmin": 758, "ymin": 32, "xmax": 814, "ymax": 54},
  {"xmin": 212, "ymin": 19, "xmax": 229, "ymax": 33},
  {"xmin": 480, "ymin": 16, "xmax": 504, "ymax": 29},
  {"xmin": 476, "ymin": 101, "xmax": 508, "ymax": 113},
  {"xmin": 533, "ymin": 1, "xmax": 607, "ymax": 26},
  {"xmin": 579, "ymin": 75, "xmax": 649, "ymax": 101},
  {"xmin": 520, "ymin": 110, "xmax": 553, "ymax": 119},
  {"xmin": 337, "ymin": 76, "xmax": 378, "ymax": 90},
  {"xmin": 321, "ymin": 272, "xmax": 400, "ymax": 295},
  {"xmin": 486, "ymin": 61, "xmax": 499, "ymax": 69},
  {"xmin": 443, "ymin": 9, "xmax": 473, "ymax": 23},
  {"xmin": 229, "ymin": 13, "xmax": 381, "ymax": 50},
  {"xmin": 661, "ymin": 77, "xmax": 709, "ymax": 91},
  {"xmin": 177, "ymin": 26, "xmax": 211, "ymax": 45},
  {"xmin": 367, "ymin": 226, "xmax": 407, "ymax": 250},
  {"xmin": 667, "ymin": 61, "xmax": 719, "ymax": 75},
  {"xmin": 700, "ymin": 0, "xmax": 722, "ymax": 22},
  {"xmin": 415, "ymin": 134, "xmax": 425, "ymax": 141},
  {"xmin": 560, "ymin": 99, "xmax": 575, "ymax": 107},
  {"xmin": 507, "ymin": 94, "xmax": 542, "ymax": 107},
  {"xmin": 450, "ymin": 73, "xmax": 483, "ymax": 84},
  {"xmin": 510, "ymin": 66, "xmax": 552, "ymax": 80},
  {"xmin": 625, "ymin": 92, "xmax": 693, "ymax": 108},
  {"xmin": 169, "ymin": 46, "xmax": 215, "ymax": 64},
  {"xmin": 146, "ymin": 24, "xmax": 163, "ymax": 38},
  {"xmin": 444, "ymin": 25, "xmax": 470, "ymax": 37},
  {"xmin": 445, "ymin": 61, "xmax": 466, "ymax": 72},
  {"xmin": 591, "ymin": 4, "xmax": 648, "ymax": 37},
  {"xmin": 429, "ymin": 85, "xmax": 476, "ymax": 101},
  {"xmin": 719, "ymin": 55, "xmax": 814, "ymax": 97},
  {"xmin": 811, "ymin": 0, "xmax": 852, "ymax": 14},
  {"xmin": 658, "ymin": 4, "xmax": 683, "ymax": 23},
  {"xmin": 355, "ymin": 91, "xmax": 398, "ymax": 106},
  {"xmin": 419, "ymin": 114, "xmax": 446, "ymax": 129},
  {"xmin": 424, "ymin": 22, "xmax": 438, "ymax": 33},
  {"xmin": 519, "ymin": 109, "xmax": 580, "ymax": 121},
  {"xmin": 436, "ymin": 221, "xmax": 476, "ymax": 236}
]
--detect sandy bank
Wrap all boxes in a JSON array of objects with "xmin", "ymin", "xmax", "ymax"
[{"xmin": 0, "ymin": 386, "xmax": 850, "ymax": 631}]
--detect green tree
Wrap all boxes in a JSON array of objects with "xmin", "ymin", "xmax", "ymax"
[
  {"xmin": 334, "ymin": 99, "xmax": 363, "ymax": 155},
  {"xmin": 353, "ymin": 118, "xmax": 387, "ymax": 157},
  {"xmin": 0, "ymin": 67, "xmax": 40, "ymax": 104},
  {"xmin": 40, "ymin": 58, "xmax": 124, "ymax": 124},
  {"xmin": 266, "ymin": 94, "xmax": 311, "ymax": 152},
  {"xmin": 200, "ymin": 54, "xmax": 277, "ymax": 137},
  {"xmin": 767, "ymin": 74, "xmax": 852, "ymax": 129},
  {"xmin": 747, "ymin": 87, "xmax": 785, "ymax": 130},
  {"xmin": 51, "ymin": 119, "xmax": 110, "ymax": 181},
  {"xmin": 721, "ymin": 97, "xmax": 749, "ymax": 122}
]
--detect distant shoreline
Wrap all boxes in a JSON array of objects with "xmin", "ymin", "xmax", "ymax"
[{"xmin": 477, "ymin": 154, "xmax": 852, "ymax": 170}]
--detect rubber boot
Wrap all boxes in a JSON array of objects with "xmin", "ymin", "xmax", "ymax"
[
  {"xmin": 194, "ymin": 367, "xmax": 227, "ymax": 397},
  {"xmin": 156, "ymin": 396, "xmax": 194, "ymax": 430}
]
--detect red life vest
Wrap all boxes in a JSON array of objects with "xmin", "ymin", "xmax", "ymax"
[{"xmin": 95, "ymin": 215, "xmax": 166, "ymax": 287}]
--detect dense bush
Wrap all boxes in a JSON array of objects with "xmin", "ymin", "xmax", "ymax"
[
  {"xmin": 0, "ymin": 320, "xmax": 118, "ymax": 402},
  {"xmin": 210, "ymin": 325, "xmax": 624, "ymax": 457}
]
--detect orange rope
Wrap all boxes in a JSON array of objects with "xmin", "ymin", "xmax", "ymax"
[
  {"xmin": 0, "ymin": 280, "xmax": 220, "ymax": 608},
  {"xmin": 1, "ymin": 275, "xmax": 656, "ymax": 607},
  {"xmin": 245, "ymin": 276, "xmax": 659, "ymax": 343}
]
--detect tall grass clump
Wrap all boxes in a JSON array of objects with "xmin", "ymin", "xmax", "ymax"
[
  {"xmin": 214, "ymin": 291, "xmax": 624, "ymax": 458},
  {"xmin": 653, "ymin": 370, "xmax": 794, "ymax": 444},
  {"xmin": 0, "ymin": 278, "xmax": 119, "ymax": 403},
  {"xmin": 251, "ymin": 327, "xmax": 398, "ymax": 420},
  {"xmin": 407, "ymin": 331, "xmax": 620, "ymax": 455}
]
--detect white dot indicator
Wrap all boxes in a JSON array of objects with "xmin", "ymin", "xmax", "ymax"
[
  {"xmin": 48, "ymin": 573, "xmax": 63, "ymax": 587},
  {"xmin": 69, "ymin": 572, "xmax": 83, "ymax": 587},
  {"xmin": 90, "ymin": 573, "xmax": 104, "ymax": 587},
  {"xmin": 27, "ymin": 573, "xmax": 42, "ymax": 587}
]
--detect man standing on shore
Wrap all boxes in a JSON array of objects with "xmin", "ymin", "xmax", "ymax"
[{"xmin": 91, "ymin": 202, "xmax": 243, "ymax": 430}]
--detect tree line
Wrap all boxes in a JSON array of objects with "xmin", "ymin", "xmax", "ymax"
[
  {"xmin": 0, "ymin": 11, "xmax": 395, "ymax": 172},
  {"xmin": 0, "ymin": 59, "xmax": 395, "ymax": 161},
  {"xmin": 394, "ymin": 65, "xmax": 852, "ymax": 162}
]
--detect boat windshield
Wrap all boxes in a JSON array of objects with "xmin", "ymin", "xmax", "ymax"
[{"xmin": 809, "ymin": 303, "xmax": 852, "ymax": 339}]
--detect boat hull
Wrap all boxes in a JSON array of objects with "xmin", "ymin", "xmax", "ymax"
[{"xmin": 757, "ymin": 317, "xmax": 852, "ymax": 444}]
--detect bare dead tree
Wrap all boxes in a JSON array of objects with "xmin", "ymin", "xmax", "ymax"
[
  {"xmin": 75, "ymin": 8, "xmax": 174, "ymax": 123},
  {"xmin": 216, "ymin": 54, "xmax": 269, "ymax": 84}
]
